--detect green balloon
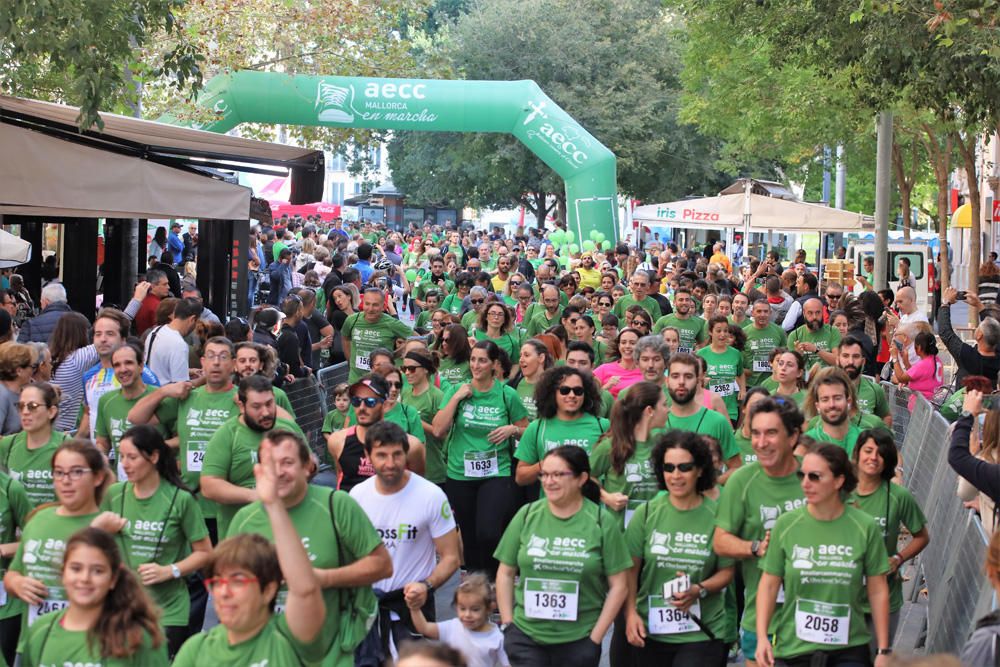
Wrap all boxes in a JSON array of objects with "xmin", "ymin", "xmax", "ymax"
[
  {"xmin": 595, "ymin": 232, "xmax": 606, "ymax": 244},
  {"xmin": 582, "ymin": 240, "xmax": 596, "ymax": 251},
  {"xmin": 565, "ymin": 231, "xmax": 575, "ymax": 243},
  {"xmin": 569, "ymin": 243, "xmax": 580, "ymax": 254},
  {"xmin": 550, "ymin": 230, "xmax": 564, "ymax": 245},
  {"xmin": 589, "ymin": 230, "xmax": 600, "ymax": 241},
  {"xmin": 405, "ymin": 269, "xmax": 417, "ymax": 282}
]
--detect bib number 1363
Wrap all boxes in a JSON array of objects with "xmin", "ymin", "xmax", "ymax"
[
  {"xmin": 795, "ymin": 599, "xmax": 850, "ymax": 645},
  {"xmin": 524, "ymin": 579, "xmax": 579, "ymax": 621}
]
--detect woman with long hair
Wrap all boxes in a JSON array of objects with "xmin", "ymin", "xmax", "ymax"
[
  {"xmin": 575, "ymin": 315, "xmax": 609, "ymax": 366},
  {"xmin": 475, "ymin": 302, "xmax": 521, "ymax": 368},
  {"xmin": 625, "ymin": 431, "xmax": 734, "ymax": 667},
  {"xmin": 761, "ymin": 349, "xmax": 807, "ymax": 407},
  {"xmin": 852, "ymin": 429, "xmax": 929, "ymax": 648},
  {"xmin": 514, "ymin": 366, "xmax": 610, "ymax": 487},
  {"xmin": 5, "ymin": 440, "xmax": 111, "ymax": 649},
  {"xmin": 502, "ymin": 272, "xmax": 527, "ymax": 307},
  {"xmin": 496, "ymin": 446, "xmax": 630, "ymax": 667},
  {"xmin": 92, "ymin": 425, "xmax": 212, "ymax": 657},
  {"xmin": 593, "ymin": 328, "xmax": 644, "ymax": 398},
  {"xmin": 48, "ymin": 312, "xmax": 98, "ymax": 433},
  {"xmin": 148, "ymin": 226, "xmax": 168, "ymax": 261},
  {"xmin": 432, "ymin": 340, "xmax": 529, "ymax": 575},
  {"xmin": 889, "ymin": 330, "xmax": 942, "ymax": 402},
  {"xmin": 590, "ymin": 381, "xmax": 670, "ymax": 529},
  {"xmin": 756, "ymin": 444, "xmax": 891, "ymax": 667},
  {"xmin": 441, "ymin": 272, "xmax": 474, "ymax": 316},
  {"xmin": 0, "ymin": 343, "xmax": 37, "ymax": 435},
  {"xmin": 436, "ymin": 323, "xmax": 472, "ymax": 387},
  {"xmin": 20, "ymin": 527, "xmax": 167, "ymax": 665},
  {"xmin": 328, "ymin": 284, "xmax": 359, "ymax": 365},
  {"xmin": 0, "ymin": 382, "xmax": 69, "ymax": 508},
  {"xmin": 511, "ymin": 339, "xmax": 553, "ymax": 421},
  {"xmin": 401, "ymin": 349, "xmax": 447, "ymax": 485}
]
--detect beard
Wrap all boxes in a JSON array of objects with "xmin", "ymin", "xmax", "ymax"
[
  {"xmin": 668, "ymin": 385, "xmax": 694, "ymax": 405},
  {"xmin": 823, "ymin": 408, "xmax": 848, "ymax": 426},
  {"xmin": 840, "ymin": 363, "xmax": 861, "ymax": 379},
  {"xmin": 806, "ymin": 318, "xmax": 823, "ymax": 332},
  {"xmin": 245, "ymin": 411, "xmax": 276, "ymax": 432}
]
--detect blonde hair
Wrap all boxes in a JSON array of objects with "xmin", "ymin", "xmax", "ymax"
[{"xmin": 453, "ymin": 571, "xmax": 494, "ymax": 608}]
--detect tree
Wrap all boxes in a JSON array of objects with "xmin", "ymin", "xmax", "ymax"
[
  {"xmin": 390, "ymin": 0, "xmax": 748, "ymax": 225},
  {"xmin": 0, "ymin": 0, "xmax": 203, "ymax": 128}
]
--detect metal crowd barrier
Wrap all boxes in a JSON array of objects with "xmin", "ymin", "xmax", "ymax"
[
  {"xmin": 881, "ymin": 382, "xmax": 993, "ymax": 655},
  {"xmin": 284, "ymin": 362, "xmax": 348, "ymax": 470}
]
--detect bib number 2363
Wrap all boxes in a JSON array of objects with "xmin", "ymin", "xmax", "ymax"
[
  {"xmin": 795, "ymin": 599, "xmax": 850, "ymax": 645},
  {"xmin": 464, "ymin": 451, "xmax": 498, "ymax": 478},
  {"xmin": 524, "ymin": 579, "xmax": 579, "ymax": 621}
]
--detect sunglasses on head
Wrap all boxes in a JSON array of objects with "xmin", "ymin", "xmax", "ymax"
[
  {"xmin": 796, "ymin": 470, "xmax": 824, "ymax": 482},
  {"xmin": 558, "ymin": 385, "xmax": 585, "ymax": 396},
  {"xmin": 350, "ymin": 396, "xmax": 385, "ymax": 408},
  {"xmin": 662, "ymin": 462, "xmax": 696, "ymax": 473}
]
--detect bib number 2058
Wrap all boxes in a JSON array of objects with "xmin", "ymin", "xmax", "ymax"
[
  {"xmin": 795, "ymin": 599, "xmax": 850, "ymax": 645},
  {"xmin": 524, "ymin": 579, "xmax": 579, "ymax": 621}
]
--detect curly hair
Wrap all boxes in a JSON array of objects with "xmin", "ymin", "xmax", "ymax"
[
  {"xmin": 651, "ymin": 429, "xmax": 717, "ymax": 493},
  {"xmin": 533, "ymin": 366, "xmax": 602, "ymax": 419}
]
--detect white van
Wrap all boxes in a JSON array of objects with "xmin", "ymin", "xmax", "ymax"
[{"xmin": 847, "ymin": 242, "xmax": 933, "ymax": 317}]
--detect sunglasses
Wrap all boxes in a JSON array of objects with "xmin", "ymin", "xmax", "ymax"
[
  {"xmin": 16, "ymin": 401, "xmax": 45, "ymax": 412},
  {"xmin": 350, "ymin": 396, "xmax": 385, "ymax": 408},
  {"xmin": 388, "ymin": 381, "xmax": 403, "ymax": 389},
  {"xmin": 662, "ymin": 462, "xmax": 696, "ymax": 473},
  {"xmin": 471, "ymin": 299, "xmax": 484, "ymax": 305},
  {"xmin": 598, "ymin": 301, "xmax": 612, "ymax": 307},
  {"xmin": 402, "ymin": 365, "xmax": 422, "ymax": 373},
  {"xmin": 558, "ymin": 385, "xmax": 585, "ymax": 396},
  {"xmin": 796, "ymin": 470, "xmax": 825, "ymax": 482},
  {"xmin": 509, "ymin": 281, "xmax": 522, "ymax": 287}
]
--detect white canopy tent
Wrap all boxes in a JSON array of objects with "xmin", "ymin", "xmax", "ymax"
[{"xmin": 0, "ymin": 228, "xmax": 32, "ymax": 268}]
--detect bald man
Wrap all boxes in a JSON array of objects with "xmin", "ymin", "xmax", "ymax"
[{"xmin": 895, "ymin": 286, "xmax": 928, "ymax": 325}]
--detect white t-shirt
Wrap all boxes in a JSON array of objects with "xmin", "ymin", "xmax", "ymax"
[
  {"xmin": 144, "ymin": 325, "xmax": 190, "ymax": 384},
  {"xmin": 350, "ymin": 472, "xmax": 456, "ymax": 591},
  {"xmin": 438, "ymin": 619, "xmax": 509, "ymax": 667}
]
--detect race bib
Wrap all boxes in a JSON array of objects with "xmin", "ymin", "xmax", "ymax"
[
  {"xmin": 753, "ymin": 359, "xmax": 771, "ymax": 373},
  {"xmin": 677, "ymin": 346, "xmax": 693, "ymax": 354},
  {"xmin": 624, "ymin": 508, "xmax": 635, "ymax": 528},
  {"xmin": 710, "ymin": 382, "xmax": 736, "ymax": 396},
  {"xmin": 464, "ymin": 451, "xmax": 498, "ymax": 478},
  {"xmin": 777, "ymin": 584, "xmax": 786, "ymax": 604},
  {"xmin": 0, "ymin": 585, "xmax": 6, "ymax": 606},
  {"xmin": 648, "ymin": 595, "xmax": 701, "ymax": 635},
  {"xmin": 524, "ymin": 579, "xmax": 579, "ymax": 621},
  {"xmin": 117, "ymin": 457, "xmax": 128, "ymax": 482},
  {"xmin": 795, "ymin": 599, "xmax": 850, "ymax": 645},
  {"xmin": 356, "ymin": 354, "xmax": 372, "ymax": 371},
  {"xmin": 274, "ymin": 589, "xmax": 288, "ymax": 615},
  {"xmin": 28, "ymin": 587, "xmax": 68, "ymax": 626},
  {"xmin": 187, "ymin": 449, "xmax": 205, "ymax": 473}
]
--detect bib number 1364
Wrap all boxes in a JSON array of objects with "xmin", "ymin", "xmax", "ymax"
[{"xmin": 524, "ymin": 579, "xmax": 579, "ymax": 621}]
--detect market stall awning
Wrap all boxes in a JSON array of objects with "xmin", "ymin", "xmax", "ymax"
[{"xmin": 0, "ymin": 121, "xmax": 251, "ymax": 219}]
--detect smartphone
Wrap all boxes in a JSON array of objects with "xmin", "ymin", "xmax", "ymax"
[
  {"xmin": 893, "ymin": 339, "xmax": 904, "ymax": 351},
  {"xmin": 957, "ymin": 291, "xmax": 968, "ymax": 301},
  {"xmin": 984, "ymin": 395, "xmax": 1000, "ymax": 411}
]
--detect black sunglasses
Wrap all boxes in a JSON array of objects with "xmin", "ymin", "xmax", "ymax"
[
  {"xmin": 662, "ymin": 462, "xmax": 696, "ymax": 473},
  {"xmin": 796, "ymin": 470, "xmax": 824, "ymax": 482},
  {"xmin": 471, "ymin": 299, "xmax": 484, "ymax": 305},
  {"xmin": 558, "ymin": 386, "xmax": 585, "ymax": 396},
  {"xmin": 350, "ymin": 396, "xmax": 385, "ymax": 408}
]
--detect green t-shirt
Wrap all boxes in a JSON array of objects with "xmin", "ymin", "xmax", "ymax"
[
  {"xmin": 156, "ymin": 386, "xmax": 240, "ymax": 518},
  {"xmin": 525, "ymin": 308, "xmax": 563, "ymax": 338},
  {"xmin": 0, "ymin": 430, "xmax": 69, "ymax": 508},
  {"xmin": 761, "ymin": 377, "xmax": 808, "ymax": 407},
  {"xmin": 442, "ymin": 380, "xmax": 528, "ymax": 481},
  {"xmin": 514, "ymin": 415, "xmax": 610, "ymax": 463},
  {"xmin": 414, "ymin": 310, "xmax": 432, "ymax": 330},
  {"xmin": 474, "ymin": 328, "xmax": 521, "ymax": 365},
  {"xmin": 804, "ymin": 423, "xmax": 863, "ymax": 457},
  {"xmin": 341, "ymin": 313, "xmax": 413, "ymax": 383},
  {"xmin": 414, "ymin": 275, "xmax": 455, "ymax": 303},
  {"xmin": 663, "ymin": 407, "xmax": 739, "ymax": 462},
  {"xmin": 440, "ymin": 293, "xmax": 466, "ymax": 315},
  {"xmin": 715, "ymin": 461, "xmax": 805, "ymax": 633},
  {"xmin": 401, "ymin": 385, "xmax": 446, "ymax": 484},
  {"xmin": 493, "ymin": 500, "xmax": 632, "ymax": 645},
  {"xmin": 202, "ymin": 416, "xmax": 303, "ymax": 537},
  {"xmin": 274, "ymin": 386, "xmax": 296, "ymax": 417},
  {"xmin": 95, "ymin": 385, "xmax": 159, "ymax": 480},
  {"xmin": 10, "ymin": 507, "xmax": 98, "ymax": 645},
  {"xmin": 590, "ymin": 436, "xmax": 658, "ymax": 530},
  {"xmin": 22, "ymin": 609, "xmax": 167, "ymax": 666},
  {"xmin": 761, "ymin": 505, "xmax": 889, "ymax": 658},
  {"xmin": 461, "ymin": 310, "xmax": 479, "ymax": 331},
  {"xmin": 174, "ymin": 614, "xmax": 328, "ymax": 667},
  {"xmin": 855, "ymin": 377, "xmax": 890, "ymax": 418},
  {"xmin": 0, "ymin": 472, "xmax": 30, "ymax": 621},
  {"xmin": 612, "ymin": 295, "xmax": 660, "ymax": 321},
  {"xmin": 100, "ymin": 481, "xmax": 208, "ymax": 626},
  {"xmin": 697, "ymin": 346, "xmax": 744, "ymax": 420},
  {"xmin": 734, "ymin": 431, "xmax": 756, "ymax": 466},
  {"xmin": 625, "ymin": 495, "xmax": 734, "ymax": 643},
  {"xmin": 515, "ymin": 380, "xmax": 539, "ymax": 421},
  {"xmin": 849, "ymin": 482, "xmax": 926, "ymax": 613},
  {"xmin": 438, "ymin": 358, "xmax": 471, "ymax": 388},
  {"xmin": 805, "ymin": 412, "xmax": 890, "ymax": 435},
  {"xmin": 653, "ymin": 314, "xmax": 707, "ymax": 353},
  {"xmin": 787, "ymin": 324, "xmax": 841, "ymax": 376},
  {"xmin": 743, "ymin": 323, "xmax": 788, "ymax": 387},
  {"xmin": 228, "ymin": 487, "xmax": 382, "ymax": 662}
]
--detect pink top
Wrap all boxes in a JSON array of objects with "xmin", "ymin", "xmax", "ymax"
[
  {"xmin": 593, "ymin": 361, "xmax": 645, "ymax": 398},
  {"xmin": 906, "ymin": 354, "xmax": 942, "ymax": 401}
]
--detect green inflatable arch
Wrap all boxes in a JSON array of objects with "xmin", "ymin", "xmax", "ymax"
[{"xmin": 162, "ymin": 71, "xmax": 619, "ymax": 244}]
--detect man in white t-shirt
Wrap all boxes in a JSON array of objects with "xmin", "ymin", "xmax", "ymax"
[
  {"xmin": 351, "ymin": 421, "xmax": 460, "ymax": 660},
  {"xmin": 145, "ymin": 296, "xmax": 201, "ymax": 383},
  {"xmin": 892, "ymin": 286, "xmax": 929, "ymax": 365}
]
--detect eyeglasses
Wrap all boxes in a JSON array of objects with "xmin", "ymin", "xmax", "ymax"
[
  {"xmin": 558, "ymin": 386, "xmax": 585, "ymax": 396},
  {"xmin": 388, "ymin": 381, "xmax": 403, "ymax": 389},
  {"xmin": 539, "ymin": 471, "xmax": 575, "ymax": 481},
  {"xmin": 53, "ymin": 467, "xmax": 92, "ymax": 481},
  {"xmin": 16, "ymin": 401, "xmax": 45, "ymax": 412},
  {"xmin": 350, "ymin": 396, "xmax": 385, "ymax": 408},
  {"xmin": 204, "ymin": 353, "xmax": 232, "ymax": 362},
  {"xmin": 662, "ymin": 462, "xmax": 696, "ymax": 473},
  {"xmin": 203, "ymin": 575, "xmax": 260, "ymax": 592},
  {"xmin": 796, "ymin": 470, "xmax": 825, "ymax": 482}
]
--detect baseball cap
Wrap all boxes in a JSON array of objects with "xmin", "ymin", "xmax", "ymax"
[
  {"xmin": 581, "ymin": 251, "xmax": 593, "ymax": 259},
  {"xmin": 170, "ymin": 222, "xmax": 182, "ymax": 229},
  {"xmin": 349, "ymin": 374, "xmax": 389, "ymax": 399}
]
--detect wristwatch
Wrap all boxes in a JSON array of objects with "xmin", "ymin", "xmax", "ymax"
[
  {"xmin": 698, "ymin": 584, "xmax": 709, "ymax": 600},
  {"xmin": 750, "ymin": 539, "xmax": 761, "ymax": 557},
  {"xmin": 876, "ymin": 648, "xmax": 893, "ymax": 656},
  {"xmin": 170, "ymin": 564, "xmax": 182, "ymax": 579},
  {"xmin": 420, "ymin": 578, "xmax": 435, "ymax": 594}
]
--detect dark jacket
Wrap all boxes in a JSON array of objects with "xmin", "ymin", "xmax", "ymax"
[
  {"xmin": 17, "ymin": 302, "xmax": 73, "ymax": 344},
  {"xmin": 939, "ymin": 304, "xmax": 1000, "ymax": 389},
  {"xmin": 962, "ymin": 609, "xmax": 1000, "ymax": 667},
  {"xmin": 949, "ymin": 414, "xmax": 1000, "ymax": 504}
]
